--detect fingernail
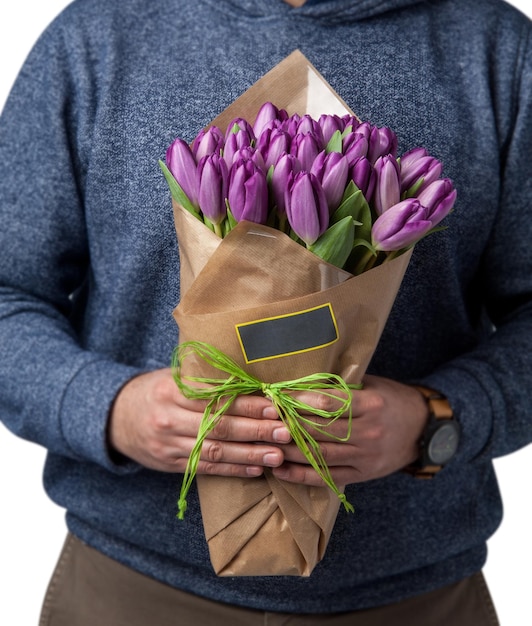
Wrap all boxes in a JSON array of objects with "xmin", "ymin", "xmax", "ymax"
[
  {"xmin": 273, "ymin": 427, "xmax": 291, "ymax": 443},
  {"xmin": 246, "ymin": 466, "xmax": 263, "ymax": 477},
  {"xmin": 262, "ymin": 406, "xmax": 278, "ymax": 419},
  {"xmin": 263, "ymin": 453, "xmax": 281, "ymax": 467}
]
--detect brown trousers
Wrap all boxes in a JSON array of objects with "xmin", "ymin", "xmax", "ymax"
[{"xmin": 39, "ymin": 534, "xmax": 499, "ymax": 626}]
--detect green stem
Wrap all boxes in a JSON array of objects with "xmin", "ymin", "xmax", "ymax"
[
  {"xmin": 213, "ymin": 221, "xmax": 223, "ymax": 238},
  {"xmin": 353, "ymin": 248, "xmax": 377, "ymax": 275}
]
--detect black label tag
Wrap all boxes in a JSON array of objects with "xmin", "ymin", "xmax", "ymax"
[{"xmin": 236, "ymin": 303, "xmax": 339, "ymax": 364}]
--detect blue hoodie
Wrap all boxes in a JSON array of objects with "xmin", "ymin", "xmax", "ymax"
[{"xmin": 1, "ymin": 0, "xmax": 531, "ymax": 614}]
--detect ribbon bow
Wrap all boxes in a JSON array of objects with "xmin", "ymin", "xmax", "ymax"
[{"xmin": 172, "ymin": 341, "xmax": 360, "ymax": 519}]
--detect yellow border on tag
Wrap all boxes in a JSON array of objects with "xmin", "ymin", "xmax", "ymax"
[{"xmin": 235, "ymin": 303, "xmax": 340, "ymax": 364}]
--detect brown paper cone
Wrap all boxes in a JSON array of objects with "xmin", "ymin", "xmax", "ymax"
[
  {"xmin": 174, "ymin": 211, "xmax": 411, "ymax": 577},
  {"xmin": 170, "ymin": 51, "xmax": 411, "ymax": 576}
]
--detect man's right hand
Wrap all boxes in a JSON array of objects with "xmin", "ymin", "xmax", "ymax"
[{"xmin": 107, "ymin": 368, "xmax": 291, "ymax": 476}]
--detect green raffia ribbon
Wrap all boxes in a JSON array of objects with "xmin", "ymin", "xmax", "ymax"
[{"xmin": 171, "ymin": 340, "xmax": 362, "ymax": 519}]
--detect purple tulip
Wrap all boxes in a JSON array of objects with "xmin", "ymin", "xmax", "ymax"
[
  {"xmin": 256, "ymin": 126, "xmax": 291, "ymax": 169},
  {"xmin": 270, "ymin": 153, "xmax": 301, "ymax": 216},
  {"xmin": 227, "ymin": 158, "xmax": 269, "ymax": 224},
  {"xmin": 232, "ymin": 145, "xmax": 267, "ymax": 172},
  {"xmin": 166, "ymin": 137, "xmax": 199, "ymax": 206},
  {"xmin": 343, "ymin": 133, "xmax": 369, "ymax": 166},
  {"xmin": 223, "ymin": 128, "xmax": 255, "ymax": 166},
  {"xmin": 341, "ymin": 115, "xmax": 361, "ymax": 133},
  {"xmin": 191, "ymin": 126, "xmax": 225, "ymax": 162},
  {"xmin": 279, "ymin": 113, "xmax": 301, "ymax": 138},
  {"xmin": 296, "ymin": 115, "xmax": 325, "ymax": 147},
  {"xmin": 253, "ymin": 102, "xmax": 287, "ymax": 137},
  {"xmin": 368, "ymin": 125, "xmax": 398, "ymax": 163},
  {"xmin": 318, "ymin": 114, "xmax": 345, "ymax": 145},
  {"xmin": 197, "ymin": 154, "xmax": 229, "ymax": 227},
  {"xmin": 352, "ymin": 121, "xmax": 372, "ymax": 142},
  {"xmin": 290, "ymin": 132, "xmax": 322, "ymax": 171},
  {"xmin": 417, "ymin": 178, "xmax": 457, "ymax": 227},
  {"xmin": 224, "ymin": 117, "xmax": 256, "ymax": 142},
  {"xmin": 285, "ymin": 171, "xmax": 330, "ymax": 246},
  {"xmin": 349, "ymin": 156, "xmax": 376, "ymax": 200},
  {"xmin": 372, "ymin": 199, "xmax": 432, "ymax": 251},
  {"xmin": 310, "ymin": 150, "xmax": 349, "ymax": 212},
  {"xmin": 399, "ymin": 147, "xmax": 443, "ymax": 194},
  {"xmin": 373, "ymin": 155, "xmax": 401, "ymax": 215}
]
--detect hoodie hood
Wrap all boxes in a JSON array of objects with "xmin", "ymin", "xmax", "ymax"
[{"xmin": 203, "ymin": 0, "xmax": 430, "ymax": 23}]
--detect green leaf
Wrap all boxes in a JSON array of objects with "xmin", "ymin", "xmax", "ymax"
[
  {"xmin": 331, "ymin": 188, "xmax": 368, "ymax": 225},
  {"xmin": 402, "ymin": 176, "xmax": 425, "ymax": 199},
  {"xmin": 225, "ymin": 200, "xmax": 238, "ymax": 232},
  {"xmin": 325, "ymin": 129, "xmax": 343, "ymax": 154},
  {"xmin": 353, "ymin": 197, "xmax": 373, "ymax": 243},
  {"xmin": 309, "ymin": 216, "xmax": 355, "ymax": 269},
  {"xmin": 158, "ymin": 160, "xmax": 201, "ymax": 219}
]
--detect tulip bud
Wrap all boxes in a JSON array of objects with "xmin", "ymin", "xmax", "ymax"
[
  {"xmin": 373, "ymin": 155, "xmax": 401, "ymax": 215},
  {"xmin": 372, "ymin": 199, "xmax": 432, "ymax": 251},
  {"xmin": 341, "ymin": 115, "xmax": 361, "ymax": 134},
  {"xmin": 224, "ymin": 117, "xmax": 256, "ymax": 142},
  {"xmin": 279, "ymin": 113, "xmax": 301, "ymax": 138},
  {"xmin": 166, "ymin": 137, "xmax": 199, "ymax": 206},
  {"xmin": 318, "ymin": 114, "xmax": 344, "ymax": 145},
  {"xmin": 417, "ymin": 178, "xmax": 457, "ymax": 227},
  {"xmin": 290, "ymin": 132, "xmax": 322, "ymax": 171},
  {"xmin": 197, "ymin": 154, "xmax": 229, "ymax": 228},
  {"xmin": 191, "ymin": 126, "xmax": 225, "ymax": 162},
  {"xmin": 256, "ymin": 127, "xmax": 291, "ymax": 169},
  {"xmin": 368, "ymin": 125, "xmax": 398, "ymax": 163},
  {"xmin": 399, "ymin": 147, "xmax": 443, "ymax": 194},
  {"xmin": 269, "ymin": 153, "xmax": 301, "ymax": 217},
  {"xmin": 253, "ymin": 101, "xmax": 288, "ymax": 137},
  {"xmin": 285, "ymin": 171, "xmax": 330, "ymax": 246},
  {"xmin": 343, "ymin": 133, "xmax": 369, "ymax": 166},
  {"xmin": 232, "ymin": 146, "xmax": 267, "ymax": 172},
  {"xmin": 349, "ymin": 156, "xmax": 376, "ymax": 200},
  {"xmin": 223, "ymin": 128, "xmax": 256, "ymax": 167},
  {"xmin": 310, "ymin": 150, "xmax": 349, "ymax": 213},
  {"xmin": 296, "ymin": 115, "xmax": 325, "ymax": 147},
  {"xmin": 352, "ymin": 121, "xmax": 372, "ymax": 142},
  {"xmin": 227, "ymin": 158, "xmax": 269, "ymax": 224}
]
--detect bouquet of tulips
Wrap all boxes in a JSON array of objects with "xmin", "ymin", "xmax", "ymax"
[
  {"xmin": 161, "ymin": 101, "xmax": 455, "ymax": 276},
  {"xmin": 161, "ymin": 51, "xmax": 455, "ymax": 577}
]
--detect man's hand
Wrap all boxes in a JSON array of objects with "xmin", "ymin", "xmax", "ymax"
[
  {"xmin": 108, "ymin": 368, "xmax": 291, "ymax": 477},
  {"xmin": 271, "ymin": 374, "xmax": 429, "ymax": 486}
]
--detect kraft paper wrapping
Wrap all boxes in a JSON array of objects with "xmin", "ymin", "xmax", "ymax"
[{"xmin": 171, "ymin": 51, "xmax": 412, "ymax": 576}]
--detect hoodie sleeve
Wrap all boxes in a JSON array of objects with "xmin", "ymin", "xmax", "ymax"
[
  {"xmin": 421, "ymin": 19, "xmax": 532, "ymax": 467},
  {"xmin": 0, "ymin": 16, "xmax": 143, "ymax": 472}
]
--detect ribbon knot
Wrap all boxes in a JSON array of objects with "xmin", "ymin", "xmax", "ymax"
[{"xmin": 172, "ymin": 340, "xmax": 359, "ymax": 519}]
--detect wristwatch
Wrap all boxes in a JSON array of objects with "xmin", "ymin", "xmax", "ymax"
[{"xmin": 407, "ymin": 385, "xmax": 460, "ymax": 479}]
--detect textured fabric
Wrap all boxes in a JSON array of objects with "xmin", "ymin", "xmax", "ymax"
[
  {"xmin": 39, "ymin": 534, "xmax": 500, "ymax": 626},
  {"xmin": 1, "ymin": 0, "xmax": 531, "ymax": 614}
]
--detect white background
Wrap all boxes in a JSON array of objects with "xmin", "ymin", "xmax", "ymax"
[{"xmin": 1, "ymin": 1, "xmax": 531, "ymax": 624}]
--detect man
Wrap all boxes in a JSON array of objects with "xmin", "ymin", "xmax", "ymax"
[{"xmin": 1, "ymin": 0, "xmax": 531, "ymax": 623}]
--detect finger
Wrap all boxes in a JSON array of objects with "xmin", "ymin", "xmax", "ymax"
[
  {"xmin": 272, "ymin": 462, "xmax": 364, "ymax": 486},
  {"xmin": 288, "ymin": 388, "xmax": 353, "ymax": 416},
  {"xmin": 151, "ymin": 437, "xmax": 284, "ymax": 473},
  {"xmin": 166, "ymin": 406, "xmax": 291, "ymax": 444},
  {"xmin": 175, "ymin": 388, "xmax": 280, "ymax": 421}
]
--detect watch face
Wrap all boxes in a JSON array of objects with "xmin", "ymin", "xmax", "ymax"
[{"xmin": 427, "ymin": 422, "xmax": 460, "ymax": 465}]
